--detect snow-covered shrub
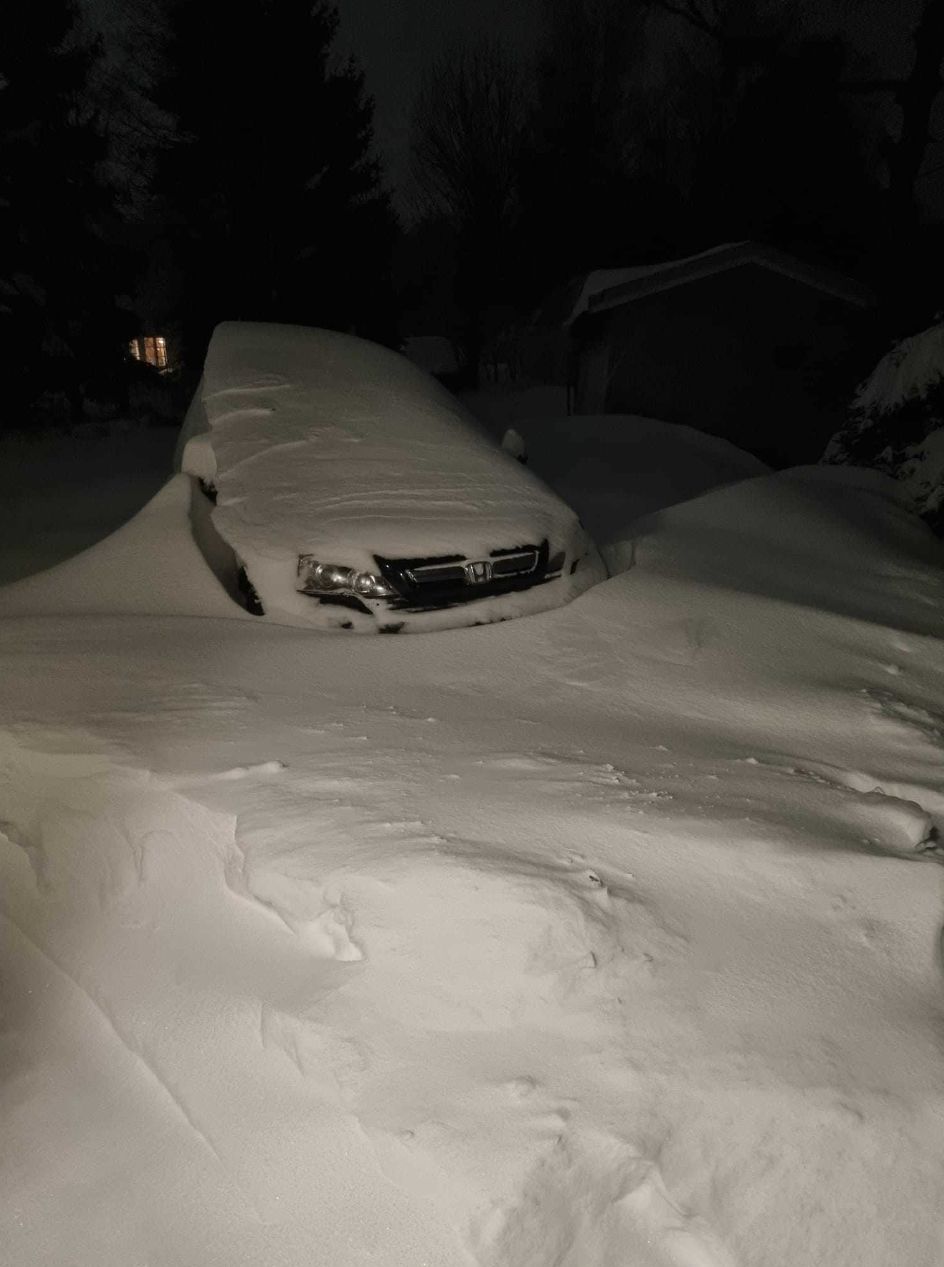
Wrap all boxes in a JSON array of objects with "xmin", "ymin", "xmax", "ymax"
[{"xmin": 823, "ymin": 320, "xmax": 944, "ymax": 533}]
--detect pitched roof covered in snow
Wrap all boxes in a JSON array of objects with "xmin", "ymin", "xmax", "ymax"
[{"xmin": 565, "ymin": 241, "xmax": 875, "ymax": 325}]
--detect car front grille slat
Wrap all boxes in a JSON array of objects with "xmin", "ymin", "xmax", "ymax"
[
  {"xmin": 405, "ymin": 562, "xmax": 469, "ymax": 585},
  {"xmin": 376, "ymin": 542, "xmax": 549, "ymax": 610},
  {"xmin": 405, "ymin": 549, "xmax": 538, "ymax": 586},
  {"xmin": 490, "ymin": 550, "xmax": 538, "ymax": 578}
]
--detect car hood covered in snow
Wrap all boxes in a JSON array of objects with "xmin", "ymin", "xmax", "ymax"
[{"xmin": 189, "ymin": 323, "xmax": 590, "ymax": 580}]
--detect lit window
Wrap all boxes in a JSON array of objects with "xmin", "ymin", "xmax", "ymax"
[{"xmin": 130, "ymin": 335, "xmax": 169, "ymax": 370}]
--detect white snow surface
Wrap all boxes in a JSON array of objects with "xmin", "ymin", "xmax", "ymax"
[
  {"xmin": 492, "ymin": 413, "xmax": 769, "ymax": 546},
  {"xmin": 2, "ymin": 439, "xmax": 944, "ymax": 1265},
  {"xmin": 192, "ymin": 323, "xmax": 602, "ymax": 627},
  {"xmin": 0, "ymin": 421, "xmax": 174, "ymax": 585}
]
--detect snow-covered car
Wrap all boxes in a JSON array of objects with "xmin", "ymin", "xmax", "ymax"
[{"xmin": 177, "ymin": 322, "xmax": 606, "ymax": 632}]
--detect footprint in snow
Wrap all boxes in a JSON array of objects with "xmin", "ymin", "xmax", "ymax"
[{"xmin": 617, "ymin": 1162, "xmax": 738, "ymax": 1267}]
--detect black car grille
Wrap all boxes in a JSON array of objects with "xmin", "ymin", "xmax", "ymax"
[
  {"xmin": 405, "ymin": 548, "xmax": 538, "ymax": 588},
  {"xmin": 376, "ymin": 542, "xmax": 551, "ymax": 610},
  {"xmin": 405, "ymin": 561, "xmax": 469, "ymax": 586},
  {"xmin": 490, "ymin": 549, "xmax": 539, "ymax": 578}
]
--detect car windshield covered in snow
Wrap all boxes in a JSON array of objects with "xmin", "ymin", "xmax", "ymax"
[{"xmin": 177, "ymin": 322, "xmax": 605, "ymax": 632}]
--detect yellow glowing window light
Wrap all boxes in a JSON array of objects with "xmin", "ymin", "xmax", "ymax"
[{"xmin": 129, "ymin": 335, "xmax": 168, "ymax": 370}]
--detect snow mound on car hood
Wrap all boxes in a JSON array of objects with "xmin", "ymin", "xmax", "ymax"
[{"xmin": 200, "ymin": 324, "xmax": 587, "ymax": 600}]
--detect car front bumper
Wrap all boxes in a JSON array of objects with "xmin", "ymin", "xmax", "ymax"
[{"xmin": 299, "ymin": 537, "xmax": 606, "ymax": 632}]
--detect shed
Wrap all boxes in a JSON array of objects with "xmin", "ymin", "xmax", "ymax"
[{"xmin": 567, "ymin": 242, "xmax": 875, "ymax": 467}]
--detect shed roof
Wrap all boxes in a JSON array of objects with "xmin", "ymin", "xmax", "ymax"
[{"xmin": 565, "ymin": 241, "xmax": 874, "ymax": 325}]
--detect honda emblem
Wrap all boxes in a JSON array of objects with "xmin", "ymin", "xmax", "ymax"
[{"xmin": 465, "ymin": 560, "xmax": 491, "ymax": 583}]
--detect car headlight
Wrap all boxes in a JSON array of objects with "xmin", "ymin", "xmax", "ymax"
[{"xmin": 297, "ymin": 555, "xmax": 395, "ymax": 598}]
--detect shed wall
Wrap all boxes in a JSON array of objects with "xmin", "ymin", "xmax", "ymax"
[{"xmin": 574, "ymin": 267, "xmax": 865, "ymax": 466}]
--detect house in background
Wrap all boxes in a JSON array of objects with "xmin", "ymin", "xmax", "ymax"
[{"xmin": 560, "ymin": 242, "xmax": 875, "ymax": 467}]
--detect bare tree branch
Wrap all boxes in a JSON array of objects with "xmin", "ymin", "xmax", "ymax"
[{"xmin": 410, "ymin": 39, "xmax": 527, "ymax": 230}]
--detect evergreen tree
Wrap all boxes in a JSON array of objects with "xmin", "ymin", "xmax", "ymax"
[
  {"xmin": 156, "ymin": 0, "xmax": 397, "ymax": 376},
  {"xmin": 0, "ymin": 1, "xmax": 134, "ymax": 425}
]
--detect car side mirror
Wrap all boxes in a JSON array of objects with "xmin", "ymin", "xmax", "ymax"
[{"xmin": 501, "ymin": 428, "xmax": 527, "ymax": 464}]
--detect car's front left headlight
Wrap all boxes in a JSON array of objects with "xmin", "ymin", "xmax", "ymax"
[{"xmin": 297, "ymin": 554, "xmax": 395, "ymax": 599}]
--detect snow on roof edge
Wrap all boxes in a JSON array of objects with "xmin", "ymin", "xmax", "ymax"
[{"xmin": 565, "ymin": 242, "xmax": 874, "ymax": 325}]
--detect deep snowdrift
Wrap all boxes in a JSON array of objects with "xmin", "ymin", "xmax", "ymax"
[{"xmin": 1, "ymin": 455, "xmax": 943, "ymax": 1266}]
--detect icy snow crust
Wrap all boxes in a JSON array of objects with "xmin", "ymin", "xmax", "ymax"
[
  {"xmin": 2, "ymin": 451, "xmax": 944, "ymax": 1266},
  {"xmin": 192, "ymin": 323, "xmax": 605, "ymax": 629}
]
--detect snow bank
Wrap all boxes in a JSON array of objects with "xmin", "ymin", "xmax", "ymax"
[
  {"xmin": 0, "ymin": 475, "xmax": 247, "ymax": 620},
  {"xmin": 2, "ymin": 435, "xmax": 944, "ymax": 1266},
  {"xmin": 610, "ymin": 463, "xmax": 944, "ymax": 634},
  {"xmin": 0, "ymin": 421, "xmax": 174, "ymax": 584},
  {"xmin": 509, "ymin": 414, "xmax": 768, "ymax": 544},
  {"xmin": 461, "ymin": 391, "xmax": 768, "ymax": 544}
]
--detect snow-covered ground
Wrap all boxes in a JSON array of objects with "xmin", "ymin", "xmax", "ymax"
[{"xmin": 1, "ymin": 415, "xmax": 944, "ymax": 1266}]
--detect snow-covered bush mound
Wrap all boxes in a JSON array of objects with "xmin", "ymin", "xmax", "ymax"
[{"xmin": 823, "ymin": 320, "xmax": 944, "ymax": 532}]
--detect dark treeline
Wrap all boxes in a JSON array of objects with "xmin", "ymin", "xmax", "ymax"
[
  {"xmin": 2, "ymin": 0, "xmax": 944, "ymax": 422},
  {"xmin": 408, "ymin": 0, "xmax": 944, "ymax": 384},
  {"xmin": 0, "ymin": 0, "xmax": 396, "ymax": 426}
]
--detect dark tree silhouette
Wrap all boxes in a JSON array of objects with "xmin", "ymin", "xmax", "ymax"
[
  {"xmin": 0, "ymin": 1, "xmax": 135, "ymax": 425},
  {"xmin": 410, "ymin": 38, "xmax": 528, "ymax": 383},
  {"xmin": 521, "ymin": 0, "xmax": 649, "ymax": 280},
  {"xmin": 838, "ymin": 0, "xmax": 944, "ymax": 241},
  {"xmin": 885, "ymin": 0, "xmax": 944, "ymax": 234},
  {"xmin": 703, "ymin": 36, "xmax": 882, "ymax": 268},
  {"xmin": 156, "ymin": 0, "xmax": 397, "ymax": 376},
  {"xmin": 632, "ymin": 3, "xmax": 883, "ymax": 272}
]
